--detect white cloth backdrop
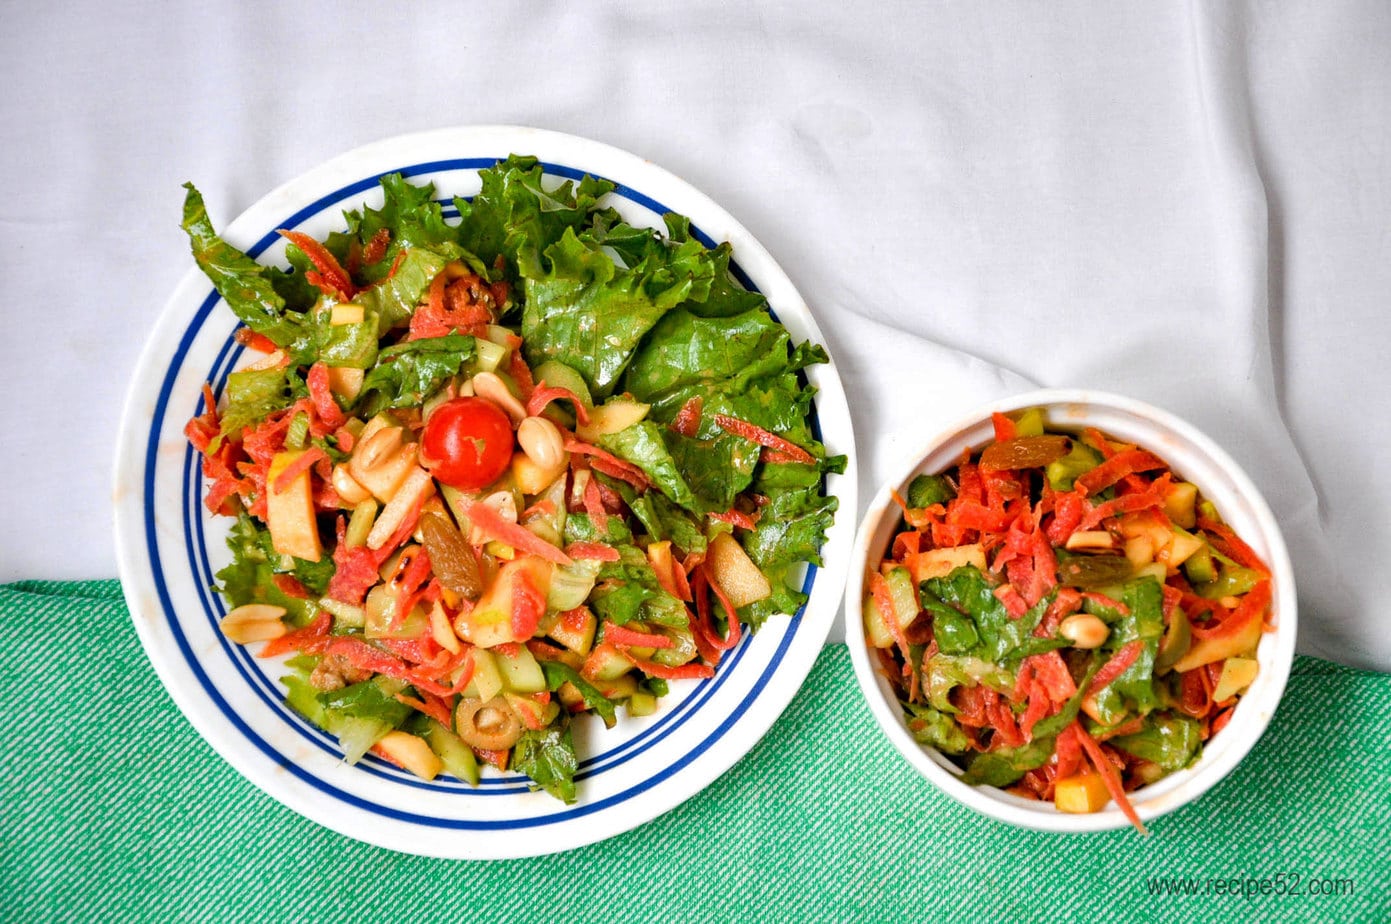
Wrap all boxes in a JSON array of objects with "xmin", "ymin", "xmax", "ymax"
[{"xmin": 3, "ymin": 2, "xmax": 1387, "ymax": 668}]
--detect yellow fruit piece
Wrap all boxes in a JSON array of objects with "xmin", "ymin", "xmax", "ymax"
[
  {"xmin": 1171, "ymin": 609, "xmax": 1265, "ymax": 674},
  {"xmin": 325, "ymin": 366, "xmax": 364, "ymax": 402},
  {"xmin": 1212, "ymin": 656, "xmax": 1259, "ymax": 703},
  {"xmin": 1164, "ymin": 482, "xmax": 1199, "ymax": 529},
  {"xmin": 1055, "ymin": 772, "xmax": 1111, "ymax": 814},
  {"xmin": 707, "ymin": 532, "xmax": 771, "ymax": 609},
  {"xmin": 266, "ymin": 450, "xmax": 322, "ymax": 561},
  {"xmin": 376, "ymin": 731, "xmax": 443, "ymax": 781},
  {"xmin": 511, "ymin": 450, "xmax": 567, "ymax": 495},
  {"xmin": 909, "ymin": 544, "xmax": 986, "ymax": 584}
]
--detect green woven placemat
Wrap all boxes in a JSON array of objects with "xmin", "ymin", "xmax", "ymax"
[{"xmin": 1, "ymin": 580, "xmax": 1386, "ymax": 922}]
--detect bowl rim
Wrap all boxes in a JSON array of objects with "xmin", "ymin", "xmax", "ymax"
[
  {"xmin": 112, "ymin": 125, "xmax": 858, "ymax": 858},
  {"xmin": 844, "ymin": 387, "xmax": 1297, "ymax": 832}
]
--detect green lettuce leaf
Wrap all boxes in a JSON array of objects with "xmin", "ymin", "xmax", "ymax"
[
  {"xmin": 923, "ymin": 654, "xmax": 1016, "ymax": 715},
  {"xmin": 327, "ymin": 173, "xmax": 463, "ymax": 284},
  {"xmin": 1111, "ymin": 714, "xmax": 1202, "ymax": 771},
  {"xmin": 539, "ymin": 661, "xmax": 617, "ymax": 728},
  {"xmin": 355, "ymin": 246, "xmax": 456, "ymax": 334},
  {"xmin": 903, "ymin": 703, "xmax": 972, "ymax": 755},
  {"xmin": 923, "ymin": 565, "xmax": 1056, "ymax": 663},
  {"xmin": 513, "ymin": 717, "xmax": 579, "ymax": 804},
  {"xmin": 962, "ymin": 736, "xmax": 1056, "ymax": 786},
  {"xmin": 356, "ymin": 334, "xmax": 475, "ymax": 416},
  {"xmin": 589, "ymin": 546, "xmax": 689, "ymax": 628},
  {"xmin": 181, "ymin": 183, "xmax": 321, "ymax": 360},
  {"xmin": 455, "ymin": 155, "xmax": 614, "ymax": 279},
  {"xmin": 217, "ymin": 365, "xmax": 301, "ymax": 440},
  {"xmin": 520, "ymin": 227, "xmax": 715, "ymax": 398}
]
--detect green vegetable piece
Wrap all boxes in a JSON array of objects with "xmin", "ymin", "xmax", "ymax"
[
  {"xmin": 1183, "ymin": 543, "xmax": 1217, "ymax": 584},
  {"xmin": 218, "ymin": 366, "xmax": 298, "ymax": 442},
  {"xmin": 420, "ymin": 718, "xmax": 481, "ymax": 785},
  {"xmin": 282, "ymin": 671, "xmax": 328, "ymax": 730},
  {"xmin": 284, "ymin": 411, "xmax": 309, "ymax": 450},
  {"xmin": 903, "ymin": 703, "xmax": 971, "ymax": 755},
  {"xmin": 1099, "ymin": 576, "xmax": 1166, "ymax": 715},
  {"xmin": 962, "ymin": 736, "xmax": 1056, "ymax": 787},
  {"xmin": 512, "ymin": 717, "xmax": 579, "ymax": 804},
  {"xmin": 1193, "ymin": 562, "xmax": 1263, "ymax": 600},
  {"xmin": 181, "ymin": 184, "xmax": 319, "ymax": 359},
  {"xmin": 1046, "ymin": 439, "xmax": 1103, "ymax": 492},
  {"xmin": 1112, "ymin": 714, "xmax": 1202, "ymax": 771},
  {"xmin": 1013, "ymin": 408, "xmax": 1046, "ymax": 437},
  {"xmin": 319, "ymin": 676, "xmax": 411, "ymax": 765},
  {"xmin": 923, "ymin": 655, "xmax": 1015, "ymax": 715},
  {"xmin": 923, "ymin": 565, "xmax": 1046, "ymax": 662},
  {"xmin": 216, "ymin": 511, "xmax": 327, "ymax": 626},
  {"xmin": 357, "ymin": 334, "xmax": 476, "ymax": 416},
  {"xmin": 907, "ymin": 473, "xmax": 955, "ymax": 509},
  {"xmin": 1155, "ymin": 607, "xmax": 1193, "ymax": 675}
]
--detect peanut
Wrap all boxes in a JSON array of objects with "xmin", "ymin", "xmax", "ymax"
[
  {"xmin": 471, "ymin": 372, "xmax": 527, "ymax": 424},
  {"xmin": 220, "ymin": 604, "xmax": 288, "ymax": 644},
  {"xmin": 517, "ymin": 416, "xmax": 567, "ymax": 470},
  {"xmin": 1059, "ymin": 613, "xmax": 1110, "ymax": 649}
]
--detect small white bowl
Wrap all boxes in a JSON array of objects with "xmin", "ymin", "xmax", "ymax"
[{"xmin": 845, "ymin": 389, "xmax": 1296, "ymax": 832}]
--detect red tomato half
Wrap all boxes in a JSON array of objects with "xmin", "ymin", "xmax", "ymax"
[{"xmin": 420, "ymin": 397, "xmax": 514, "ymax": 490}]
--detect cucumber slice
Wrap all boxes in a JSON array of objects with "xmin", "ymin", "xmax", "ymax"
[
  {"xmin": 421, "ymin": 718, "xmax": 481, "ymax": 785},
  {"xmin": 496, "ymin": 645, "xmax": 547, "ymax": 693}
]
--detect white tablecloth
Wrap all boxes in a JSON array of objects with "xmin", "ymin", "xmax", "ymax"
[{"xmin": 5, "ymin": 1, "xmax": 1387, "ymax": 669}]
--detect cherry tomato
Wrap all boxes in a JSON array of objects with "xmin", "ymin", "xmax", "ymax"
[{"xmin": 420, "ymin": 397, "xmax": 514, "ymax": 490}]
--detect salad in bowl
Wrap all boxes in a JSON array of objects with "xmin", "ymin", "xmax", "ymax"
[{"xmin": 847, "ymin": 393, "xmax": 1294, "ymax": 832}]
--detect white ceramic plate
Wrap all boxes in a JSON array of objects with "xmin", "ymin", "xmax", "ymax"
[{"xmin": 114, "ymin": 126, "xmax": 856, "ymax": 859}]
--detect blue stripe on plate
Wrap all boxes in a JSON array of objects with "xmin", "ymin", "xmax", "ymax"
[{"xmin": 147, "ymin": 157, "xmax": 818, "ymax": 828}]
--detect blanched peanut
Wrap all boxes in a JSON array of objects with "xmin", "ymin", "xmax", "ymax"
[
  {"xmin": 517, "ymin": 416, "xmax": 566, "ymax": 470},
  {"xmin": 220, "ymin": 604, "xmax": 288, "ymax": 644},
  {"xmin": 331, "ymin": 464, "xmax": 373, "ymax": 506},
  {"xmin": 1059, "ymin": 613, "xmax": 1110, "ymax": 649},
  {"xmin": 471, "ymin": 372, "xmax": 527, "ymax": 424},
  {"xmin": 245, "ymin": 350, "xmax": 286, "ymax": 371},
  {"xmin": 355, "ymin": 425, "xmax": 405, "ymax": 472}
]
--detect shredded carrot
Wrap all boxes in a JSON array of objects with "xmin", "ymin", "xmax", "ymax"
[
  {"xmin": 527, "ymin": 385, "xmax": 591, "ymax": 426},
  {"xmin": 709, "ymin": 509, "xmax": 759, "ymax": 530},
  {"xmin": 1074, "ymin": 449, "xmax": 1166, "ymax": 496},
  {"xmin": 234, "ymin": 328, "xmax": 280, "ymax": 354},
  {"xmin": 1088, "ymin": 640, "xmax": 1144, "ymax": 693},
  {"xmin": 395, "ymin": 691, "xmax": 453, "ymax": 727},
  {"xmin": 670, "ymin": 396, "xmax": 703, "ymax": 437},
  {"xmin": 1198, "ymin": 517, "xmax": 1271, "ymax": 575},
  {"xmin": 618, "ymin": 651, "xmax": 715, "ymax": 681},
  {"xmin": 869, "ymin": 571, "xmax": 911, "ymax": 659},
  {"xmin": 1072, "ymin": 721, "xmax": 1148, "ymax": 834},
  {"xmin": 277, "ymin": 229, "xmax": 356, "ymax": 301},
  {"xmin": 565, "ymin": 440, "xmax": 652, "ymax": 490},
  {"xmin": 462, "ymin": 498, "xmax": 573, "ymax": 565},
  {"xmin": 271, "ymin": 447, "xmax": 327, "ymax": 493},
  {"xmin": 563, "ymin": 542, "xmax": 621, "ymax": 562},
  {"xmin": 604, "ymin": 624, "xmax": 674, "ymax": 649},
  {"xmin": 991, "ymin": 412, "xmax": 1017, "ymax": 442},
  {"xmin": 712, "ymin": 414, "xmax": 816, "ymax": 464}
]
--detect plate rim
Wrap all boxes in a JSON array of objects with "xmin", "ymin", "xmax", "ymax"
[{"xmin": 113, "ymin": 125, "xmax": 858, "ymax": 859}]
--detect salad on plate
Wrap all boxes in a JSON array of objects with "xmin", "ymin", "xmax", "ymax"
[
  {"xmin": 863, "ymin": 409, "xmax": 1273, "ymax": 831},
  {"xmin": 182, "ymin": 156, "xmax": 844, "ymax": 802}
]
